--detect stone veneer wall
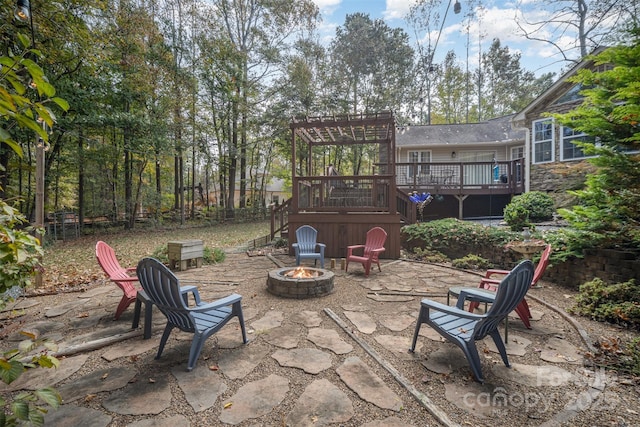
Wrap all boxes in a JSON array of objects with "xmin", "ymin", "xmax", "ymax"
[
  {"xmin": 544, "ymin": 249, "xmax": 640, "ymax": 290},
  {"xmin": 529, "ymin": 162, "xmax": 596, "ymax": 208},
  {"xmin": 402, "ymin": 236, "xmax": 640, "ymax": 290}
]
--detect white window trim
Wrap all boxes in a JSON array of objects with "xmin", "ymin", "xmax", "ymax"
[
  {"xmin": 407, "ymin": 150, "xmax": 431, "ymax": 178},
  {"xmin": 511, "ymin": 145, "xmax": 525, "ymax": 160},
  {"xmin": 560, "ymin": 126, "xmax": 594, "ymax": 161},
  {"xmin": 532, "ymin": 118, "xmax": 555, "ymax": 164}
]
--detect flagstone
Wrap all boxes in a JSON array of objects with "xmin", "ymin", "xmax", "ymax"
[
  {"xmin": 218, "ymin": 344, "xmax": 271, "ymax": 379},
  {"xmin": 485, "ymin": 334, "xmax": 532, "ymax": 356},
  {"xmin": 172, "ymin": 366, "xmax": 227, "ymax": 412},
  {"xmin": 422, "ymin": 345, "xmax": 471, "ymax": 375},
  {"xmin": 307, "ymin": 328, "xmax": 353, "ymax": 354},
  {"xmin": 58, "ymin": 366, "xmax": 137, "ymax": 404},
  {"xmin": 540, "ymin": 337, "xmax": 583, "ymax": 364},
  {"xmin": 290, "ymin": 310, "xmax": 323, "ymax": 327},
  {"xmin": 262, "ymin": 324, "xmax": 300, "ymax": 348},
  {"xmin": 218, "ymin": 374, "xmax": 289, "ymax": 425},
  {"xmin": 379, "ymin": 313, "xmax": 415, "ymax": 331},
  {"xmin": 286, "ymin": 379, "xmax": 354, "ymax": 426},
  {"xmin": 250, "ymin": 310, "xmax": 284, "ymax": 331},
  {"xmin": 272, "ymin": 348, "xmax": 332, "ymax": 374},
  {"xmin": 492, "ymin": 363, "xmax": 575, "ymax": 387},
  {"xmin": 344, "ymin": 311, "xmax": 376, "ymax": 334},
  {"xmin": 375, "ymin": 335, "xmax": 421, "ymax": 359},
  {"xmin": 336, "ymin": 356, "xmax": 402, "ymax": 411},
  {"xmin": 0, "ymin": 354, "xmax": 89, "ymax": 391},
  {"xmin": 102, "ymin": 374, "xmax": 172, "ymax": 415},
  {"xmin": 44, "ymin": 404, "xmax": 112, "ymax": 427}
]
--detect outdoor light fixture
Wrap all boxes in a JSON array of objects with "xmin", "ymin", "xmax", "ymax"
[
  {"xmin": 451, "ymin": 151, "xmax": 457, "ymax": 159},
  {"xmin": 454, "ymin": 0, "xmax": 461, "ymax": 14},
  {"xmin": 14, "ymin": 0, "xmax": 30, "ymax": 21}
]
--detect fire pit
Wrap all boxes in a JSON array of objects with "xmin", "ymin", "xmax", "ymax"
[{"xmin": 267, "ymin": 267, "xmax": 335, "ymax": 299}]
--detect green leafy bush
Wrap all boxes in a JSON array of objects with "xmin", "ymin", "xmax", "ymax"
[
  {"xmin": 272, "ymin": 237, "xmax": 288, "ymax": 249},
  {"xmin": 401, "ymin": 218, "xmax": 518, "ymax": 258},
  {"xmin": 540, "ymin": 228, "xmax": 607, "ymax": 262},
  {"xmin": 203, "ymin": 247, "xmax": 225, "ymax": 264},
  {"xmin": 451, "ymin": 254, "xmax": 492, "ymax": 270},
  {"xmin": 409, "ymin": 247, "xmax": 450, "ymax": 264},
  {"xmin": 0, "ymin": 202, "xmax": 44, "ymax": 296},
  {"xmin": 152, "ymin": 245, "xmax": 225, "ymax": 265},
  {"xmin": 503, "ymin": 191, "xmax": 555, "ymax": 231},
  {"xmin": 570, "ymin": 278, "xmax": 640, "ymax": 329},
  {"xmin": 0, "ymin": 335, "xmax": 62, "ymax": 426}
]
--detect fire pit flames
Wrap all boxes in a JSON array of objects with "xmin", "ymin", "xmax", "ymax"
[
  {"xmin": 267, "ymin": 267, "xmax": 335, "ymax": 299},
  {"xmin": 284, "ymin": 266, "xmax": 319, "ymax": 279}
]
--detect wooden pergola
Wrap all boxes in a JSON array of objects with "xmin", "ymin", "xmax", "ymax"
[{"xmin": 287, "ymin": 111, "xmax": 402, "ymax": 259}]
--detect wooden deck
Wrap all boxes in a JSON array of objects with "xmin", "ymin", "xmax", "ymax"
[{"xmin": 394, "ymin": 159, "xmax": 525, "ymax": 195}]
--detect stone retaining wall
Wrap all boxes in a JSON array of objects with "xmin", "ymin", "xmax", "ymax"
[
  {"xmin": 545, "ymin": 249, "xmax": 640, "ymax": 289},
  {"xmin": 402, "ymin": 235, "xmax": 640, "ymax": 289}
]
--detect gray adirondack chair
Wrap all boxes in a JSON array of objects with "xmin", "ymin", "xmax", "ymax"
[
  {"xmin": 292, "ymin": 225, "xmax": 326, "ymax": 268},
  {"xmin": 410, "ymin": 260, "xmax": 534, "ymax": 383},
  {"xmin": 136, "ymin": 257, "xmax": 248, "ymax": 371}
]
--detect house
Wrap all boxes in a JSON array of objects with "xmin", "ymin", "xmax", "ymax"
[
  {"xmin": 511, "ymin": 47, "xmax": 608, "ymax": 208},
  {"xmin": 395, "ymin": 115, "xmax": 526, "ymax": 220}
]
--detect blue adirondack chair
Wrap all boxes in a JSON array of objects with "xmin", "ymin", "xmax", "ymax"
[
  {"xmin": 410, "ymin": 260, "xmax": 534, "ymax": 383},
  {"xmin": 292, "ymin": 225, "xmax": 326, "ymax": 268},
  {"xmin": 136, "ymin": 257, "xmax": 248, "ymax": 371}
]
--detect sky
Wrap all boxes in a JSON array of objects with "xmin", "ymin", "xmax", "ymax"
[{"xmin": 310, "ymin": 0, "xmax": 577, "ymax": 78}]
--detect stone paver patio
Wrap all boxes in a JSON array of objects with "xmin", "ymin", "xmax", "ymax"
[{"xmin": 0, "ymin": 251, "xmax": 630, "ymax": 426}]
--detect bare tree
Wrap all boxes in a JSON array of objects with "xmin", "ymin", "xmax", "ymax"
[{"xmin": 515, "ymin": 0, "xmax": 635, "ymax": 63}]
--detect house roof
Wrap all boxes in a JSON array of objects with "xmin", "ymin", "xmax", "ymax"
[
  {"xmin": 511, "ymin": 46, "xmax": 608, "ymax": 127},
  {"xmin": 396, "ymin": 115, "xmax": 524, "ymax": 148}
]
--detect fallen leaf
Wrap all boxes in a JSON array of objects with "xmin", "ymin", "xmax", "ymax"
[
  {"xmin": 77, "ymin": 312, "xmax": 89, "ymax": 318},
  {"xmin": 149, "ymin": 378, "xmax": 155, "ymax": 383},
  {"xmin": 101, "ymin": 373, "xmax": 109, "ymax": 380},
  {"xmin": 84, "ymin": 394, "xmax": 97, "ymax": 402},
  {"xmin": 209, "ymin": 365, "xmax": 219, "ymax": 371},
  {"xmin": 223, "ymin": 402, "xmax": 233, "ymax": 409}
]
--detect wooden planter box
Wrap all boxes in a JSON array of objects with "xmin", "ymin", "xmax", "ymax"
[{"xmin": 168, "ymin": 240, "xmax": 204, "ymax": 271}]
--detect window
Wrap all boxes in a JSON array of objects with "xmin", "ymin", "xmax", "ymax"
[
  {"xmin": 533, "ymin": 118, "xmax": 554, "ymax": 163},
  {"xmin": 408, "ymin": 151, "xmax": 430, "ymax": 177},
  {"xmin": 561, "ymin": 127, "xmax": 595, "ymax": 160},
  {"xmin": 511, "ymin": 146, "xmax": 524, "ymax": 159}
]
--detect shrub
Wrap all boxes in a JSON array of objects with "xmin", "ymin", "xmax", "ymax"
[
  {"xmin": 152, "ymin": 245, "xmax": 225, "ymax": 265},
  {"xmin": 272, "ymin": 237, "xmax": 288, "ymax": 249},
  {"xmin": 451, "ymin": 254, "xmax": 492, "ymax": 270},
  {"xmin": 0, "ymin": 202, "xmax": 44, "ymax": 296},
  {"xmin": 409, "ymin": 247, "xmax": 450, "ymax": 264},
  {"xmin": 504, "ymin": 191, "xmax": 555, "ymax": 231},
  {"xmin": 570, "ymin": 278, "xmax": 640, "ymax": 329},
  {"xmin": 401, "ymin": 218, "xmax": 518, "ymax": 257}
]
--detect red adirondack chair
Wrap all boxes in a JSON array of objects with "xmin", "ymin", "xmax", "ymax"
[
  {"xmin": 346, "ymin": 227, "xmax": 387, "ymax": 277},
  {"xmin": 468, "ymin": 244, "xmax": 552, "ymax": 328},
  {"xmin": 95, "ymin": 241, "xmax": 141, "ymax": 320},
  {"xmin": 96, "ymin": 241, "xmax": 201, "ymax": 338}
]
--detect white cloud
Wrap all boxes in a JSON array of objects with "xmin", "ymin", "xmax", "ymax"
[
  {"xmin": 383, "ymin": 0, "xmax": 418, "ymax": 21},
  {"xmin": 311, "ymin": 0, "xmax": 342, "ymax": 16}
]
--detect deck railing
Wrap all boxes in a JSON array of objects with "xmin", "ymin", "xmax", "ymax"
[
  {"xmin": 395, "ymin": 159, "xmax": 524, "ymax": 195},
  {"xmin": 292, "ymin": 175, "xmax": 395, "ymax": 213}
]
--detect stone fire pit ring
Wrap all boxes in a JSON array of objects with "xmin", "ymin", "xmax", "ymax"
[{"xmin": 267, "ymin": 267, "xmax": 335, "ymax": 299}]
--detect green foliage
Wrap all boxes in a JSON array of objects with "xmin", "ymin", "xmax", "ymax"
[
  {"xmin": 540, "ymin": 228, "xmax": 607, "ymax": 263},
  {"xmin": 203, "ymin": 247, "xmax": 225, "ymax": 264},
  {"xmin": 0, "ymin": 201, "xmax": 44, "ymax": 296},
  {"xmin": 151, "ymin": 245, "xmax": 169, "ymax": 264},
  {"xmin": 550, "ymin": 29, "xmax": 640, "ymax": 250},
  {"xmin": 151, "ymin": 245, "xmax": 224, "ymax": 266},
  {"xmin": 402, "ymin": 218, "xmax": 518, "ymax": 251},
  {"xmin": 0, "ymin": 336, "xmax": 62, "ymax": 426},
  {"xmin": 503, "ymin": 191, "xmax": 555, "ymax": 231},
  {"xmin": 451, "ymin": 254, "xmax": 492, "ymax": 271},
  {"xmin": 570, "ymin": 278, "xmax": 640, "ymax": 329},
  {"xmin": 272, "ymin": 237, "xmax": 288, "ymax": 248},
  {"xmin": 0, "ymin": 33, "xmax": 68, "ymax": 156},
  {"xmin": 409, "ymin": 247, "xmax": 450, "ymax": 264}
]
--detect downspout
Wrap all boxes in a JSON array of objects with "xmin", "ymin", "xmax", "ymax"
[{"xmin": 512, "ymin": 124, "xmax": 531, "ymax": 193}]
